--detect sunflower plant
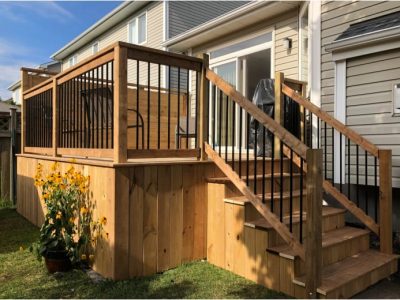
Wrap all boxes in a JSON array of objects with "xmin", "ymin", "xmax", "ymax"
[{"xmin": 30, "ymin": 162, "xmax": 106, "ymax": 266}]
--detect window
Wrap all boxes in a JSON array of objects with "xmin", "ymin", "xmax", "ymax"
[
  {"xmin": 92, "ymin": 42, "xmax": 99, "ymax": 54},
  {"xmin": 128, "ymin": 12, "xmax": 147, "ymax": 44},
  {"xmin": 68, "ymin": 55, "xmax": 77, "ymax": 68}
]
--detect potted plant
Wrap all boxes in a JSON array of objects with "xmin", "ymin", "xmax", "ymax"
[{"xmin": 30, "ymin": 162, "xmax": 106, "ymax": 273}]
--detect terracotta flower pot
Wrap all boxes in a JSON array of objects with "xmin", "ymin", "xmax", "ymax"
[{"xmin": 44, "ymin": 250, "xmax": 71, "ymax": 273}]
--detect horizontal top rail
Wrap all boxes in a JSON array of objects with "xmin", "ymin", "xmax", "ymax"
[
  {"xmin": 24, "ymin": 81, "xmax": 53, "ymax": 99},
  {"xmin": 121, "ymin": 41, "xmax": 203, "ymax": 71},
  {"xmin": 21, "ymin": 67, "xmax": 58, "ymax": 76},
  {"xmin": 281, "ymin": 83, "xmax": 379, "ymax": 157},
  {"xmin": 206, "ymin": 68, "xmax": 309, "ymax": 160}
]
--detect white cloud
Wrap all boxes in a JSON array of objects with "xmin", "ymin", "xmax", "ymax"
[
  {"xmin": 0, "ymin": 61, "xmax": 37, "ymax": 100},
  {"xmin": 0, "ymin": 1, "xmax": 75, "ymax": 24}
]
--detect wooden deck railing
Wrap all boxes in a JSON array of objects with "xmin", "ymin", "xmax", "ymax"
[
  {"xmin": 280, "ymin": 73, "xmax": 392, "ymax": 255},
  {"xmin": 21, "ymin": 42, "xmax": 206, "ymax": 162}
]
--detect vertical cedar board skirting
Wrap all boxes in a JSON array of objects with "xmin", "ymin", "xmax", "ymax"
[{"xmin": 16, "ymin": 156, "xmax": 214, "ymax": 280}]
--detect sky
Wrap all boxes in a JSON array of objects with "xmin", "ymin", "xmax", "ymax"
[{"xmin": 0, "ymin": 1, "xmax": 122, "ymax": 100}]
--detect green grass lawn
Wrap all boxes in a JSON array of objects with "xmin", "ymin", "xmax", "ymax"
[{"xmin": 0, "ymin": 208, "xmax": 286, "ymax": 299}]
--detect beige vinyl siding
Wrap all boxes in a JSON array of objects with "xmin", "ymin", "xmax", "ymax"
[
  {"xmin": 320, "ymin": 0, "xmax": 400, "ymax": 117},
  {"xmin": 346, "ymin": 49, "xmax": 400, "ymax": 187},
  {"xmin": 191, "ymin": 9, "xmax": 300, "ymax": 80}
]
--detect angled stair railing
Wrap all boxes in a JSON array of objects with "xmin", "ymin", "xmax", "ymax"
[
  {"xmin": 205, "ymin": 68, "xmax": 323, "ymax": 297},
  {"xmin": 281, "ymin": 79, "xmax": 393, "ymax": 254}
]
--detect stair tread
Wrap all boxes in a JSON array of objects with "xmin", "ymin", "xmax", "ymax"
[
  {"xmin": 244, "ymin": 206, "xmax": 346, "ymax": 230},
  {"xmin": 207, "ymin": 173, "xmax": 301, "ymax": 183},
  {"xmin": 267, "ymin": 226, "xmax": 370, "ymax": 259},
  {"xmin": 224, "ymin": 190, "xmax": 307, "ymax": 205},
  {"xmin": 293, "ymin": 250, "xmax": 399, "ymax": 295}
]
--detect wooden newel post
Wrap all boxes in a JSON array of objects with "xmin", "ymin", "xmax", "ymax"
[
  {"xmin": 113, "ymin": 45, "xmax": 128, "ymax": 163},
  {"xmin": 199, "ymin": 53, "xmax": 209, "ymax": 161},
  {"xmin": 20, "ymin": 69, "xmax": 29, "ymax": 155},
  {"xmin": 52, "ymin": 79, "xmax": 58, "ymax": 157},
  {"xmin": 9, "ymin": 108, "xmax": 16, "ymax": 205},
  {"xmin": 305, "ymin": 148, "xmax": 323, "ymax": 298},
  {"xmin": 378, "ymin": 149, "xmax": 393, "ymax": 254},
  {"xmin": 274, "ymin": 72, "xmax": 284, "ymax": 156}
]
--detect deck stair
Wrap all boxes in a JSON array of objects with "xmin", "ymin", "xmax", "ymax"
[{"xmin": 204, "ymin": 69, "xmax": 398, "ymax": 298}]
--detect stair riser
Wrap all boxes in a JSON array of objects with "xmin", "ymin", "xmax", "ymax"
[
  {"xmin": 227, "ymin": 176, "xmax": 304, "ymax": 195},
  {"xmin": 230, "ymin": 159, "xmax": 290, "ymax": 175},
  {"xmin": 247, "ymin": 212, "xmax": 346, "ymax": 247}
]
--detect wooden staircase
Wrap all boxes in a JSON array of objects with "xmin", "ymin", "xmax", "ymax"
[
  {"xmin": 206, "ymin": 155, "xmax": 398, "ymax": 298},
  {"xmin": 203, "ymin": 68, "xmax": 398, "ymax": 298}
]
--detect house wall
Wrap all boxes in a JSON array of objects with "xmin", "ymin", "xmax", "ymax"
[
  {"xmin": 191, "ymin": 9, "xmax": 300, "ymax": 81},
  {"xmin": 12, "ymin": 87, "xmax": 21, "ymax": 105},
  {"xmin": 16, "ymin": 155, "xmax": 218, "ymax": 280},
  {"xmin": 320, "ymin": 1, "xmax": 400, "ymax": 188},
  {"xmin": 62, "ymin": 2, "xmax": 163, "ymax": 71},
  {"xmin": 167, "ymin": 1, "xmax": 248, "ymax": 39}
]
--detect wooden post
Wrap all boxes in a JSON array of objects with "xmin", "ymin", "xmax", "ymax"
[
  {"xmin": 9, "ymin": 108, "xmax": 16, "ymax": 205},
  {"xmin": 274, "ymin": 72, "xmax": 284, "ymax": 156},
  {"xmin": 20, "ymin": 69, "xmax": 29, "ymax": 155},
  {"xmin": 52, "ymin": 79, "xmax": 58, "ymax": 157},
  {"xmin": 113, "ymin": 45, "xmax": 128, "ymax": 163},
  {"xmin": 305, "ymin": 148, "xmax": 323, "ymax": 298},
  {"xmin": 379, "ymin": 149, "xmax": 393, "ymax": 254},
  {"xmin": 199, "ymin": 53, "xmax": 209, "ymax": 160}
]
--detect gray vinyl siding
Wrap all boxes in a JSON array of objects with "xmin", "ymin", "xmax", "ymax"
[
  {"xmin": 346, "ymin": 49, "xmax": 400, "ymax": 187},
  {"xmin": 167, "ymin": 1, "xmax": 249, "ymax": 39},
  {"xmin": 321, "ymin": 1, "xmax": 400, "ymax": 117},
  {"xmin": 321, "ymin": 0, "xmax": 400, "ymax": 187}
]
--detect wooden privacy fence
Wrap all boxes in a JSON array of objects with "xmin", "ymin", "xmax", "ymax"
[
  {"xmin": 0, "ymin": 109, "xmax": 20, "ymax": 203},
  {"xmin": 22, "ymin": 42, "xmax": 205, "ymax": 162}
]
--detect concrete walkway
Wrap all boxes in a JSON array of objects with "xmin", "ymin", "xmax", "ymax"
[{"xmin": 353, "ymin": 275, "xmax": 400, "ymax": 299}]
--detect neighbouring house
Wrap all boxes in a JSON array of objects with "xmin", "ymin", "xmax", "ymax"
[{"xmin": 15, "ymin": 1, "xmax": 400, "ymax": 299}]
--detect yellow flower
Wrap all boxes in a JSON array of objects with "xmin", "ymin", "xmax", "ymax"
[
  {"xmin": 104, "ymin": 232, "xmax": 109, "ymax": 239},
  {"xmin": 80, "ymin": 207, "xmax": 88, "ymax": 215},
  {"xmin": 43, "ymin": 192, "xmax": 49, "ymax": 199},
  {"xmin": 56, "ymin": 211, "xmax": 62, "ymax": 219},
  {"xmin": 69, "ymin": 217, "xmax": 75, "ymax": 223},
  {"xmin": 81, "ymin": 254, "xmax": 87, "ymax": 261},
  {"xmin": 100, "ymin": 216, "xmax": 107, "ymax": 226},
  {"xmin": 50, "ymin": 162, "xmax": 59, "ymax": 171},
  {"xmin": 89, "ymin": 254, "xmax": 94, "ymax": 261},
  {"xmin": 19, "ymin": 246, "xmax": 24, "ymax": 251},
  {"xmin": 70, "ymin": 158, "xmax": 77, "ymax": 163}
]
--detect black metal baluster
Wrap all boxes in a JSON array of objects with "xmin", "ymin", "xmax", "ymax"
[
  {"xmin": 317, "ymin": 117, "xmax": 320, "ymax": 148},
  {"xmin": 212, "ymin": 85, "xmax": 216, "ymax": 149},
  {"xmin": 239, "ymin": 107, "xmax": 242, "ymax": 177},
  {"xmin": 348, "ymin": 138, "xmax": 351, "ymax": 200},
  {"xmin": 91, "ymin": 70, "xmax": 95, "ymax": 148},
  {"xmin": 374, "ymin": 156, "xmax": 378, "ymax": 222},
  {"xmin": 111, "ymin": 60, "xmax": 114, "ymax": 148},
  {"xmin": 365, "ymin": 150, "xmax": 368, "ymax": 215},
  {"xmin": 186, "ymin": 69, "xmax": 190, "ymax": 149},
  {"xmin": 167, "ymin": 65, "xmax": 171, "ymax": 149},
  {"xmin": 332, "ymin": 127, "xmax": 335, "ymax": 185},
  {"xmin": 137, "ymin": 60, "xmax": 140, "ymax": 149},
  {"xmin": 300, "ymin": 157, "xmax": 304, "ymax": 243},
  {"xmin": 225, "ymin": 95, "xmax": 228, "ymax": 161},
  {"xmin": 290, "ymin": 148, "xmax": 293, "ymax": 232},
  {"xmin": 231, "ymin": 101, "xmax": 235, "ymax": 170},
  {"xmin": 246, "ymin": 112, "xmax": 250, "ymax": 185},
  {"xmin": 158, "ymin": 64, "xmax": 161, "ymax": 149},
  {"xmin": 105, "ymin": 65, "xmax": 109, "ymax": 148},
  {"xmin": 262, "ymin": 126, "xmax": 266, "ymax": 204},
  {"xmin": 280, "ymin": 141, "xmax": 284, "ymax": 222},
  {"xmin": 324, "ymin": 122, "xmax": 327, "ymax": 179},
  {"xmin": 218, "ymin": 90, "xmax": 222, "ymax": 156},
  {"xmin": 340, "ymin": 133, "xmax": 343, "ymax": 192},
  {"xmin": 96, "ymin": 67, "xmax": 100, "ymax": 148},
  {"xmin": 254, "ymin": 120, "xmax": 258, "ymax": 194},
  {"xmin": 147, "ymin": 62, "xmax": 150, "ymax": 149},
  {"xmin": 100, "ymin": 65, "xmax": 104, "ymax": 148},
  {"xmin": 356, "ymin": 145, "xmax": 360, "ymax": 206},
  {"xmin": 271, "ymin": 136, "xmax": 275, "ymax": 212},
  {"xmin": 195, "ymin": 71, "xmax": 199, "ymax": 148}
]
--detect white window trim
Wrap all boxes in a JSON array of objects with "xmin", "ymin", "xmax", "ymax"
[
  {"xmin": 92, "ymin": 41, "xmax": 99, "ymax": 55},
  {"xmin": 334, "ymin": 60, "xmax": 347, "ymax": 183},
  {"xmin": 69, "ymin": 55, "xmax": 77, "ymax": 68},
  {"xmin": 127, "ymin": 11, "xmax": 147, "ymax": 45}
]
